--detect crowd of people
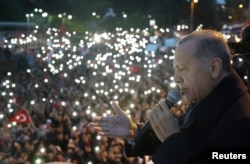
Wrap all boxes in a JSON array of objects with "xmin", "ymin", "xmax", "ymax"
[
  {"xmin": 0, "ymin": 22, "xmax": 249, "ymax": 163},
  {"xmin": 0, "ymin": 25, "xmax": 188, "ymax": 164}
]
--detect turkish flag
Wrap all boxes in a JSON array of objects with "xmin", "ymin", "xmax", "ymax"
[{"xmin": 8, "ymin": 110, "xmax": 32, "ymax": 123}]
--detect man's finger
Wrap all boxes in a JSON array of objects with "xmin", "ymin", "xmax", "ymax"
[
  {"xmin": 96, "ymin": 121, "xmax": 108, "ymax": 127},
  {"xmin": 94, "ymin": 116, "xmax": 108, "ymax": 122},
  {"xmin": 111, "ymin": 101, "xmax": 125, "ymax": 116},
  {"xmin": 87, "ymin": 122, "xmax": 96, "ymax": 129},
  {"xmin": 97, "ymin": 127, "xmax": 118, "ymax": 138}
]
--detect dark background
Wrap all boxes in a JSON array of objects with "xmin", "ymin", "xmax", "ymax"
[{"xmin": 0, "ymin": 0, "xmax": 249, "ymax": 32}]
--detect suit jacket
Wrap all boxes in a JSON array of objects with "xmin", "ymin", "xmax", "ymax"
[{"xmin": 125, "ymin": 70, "xmax": 250, "ymax": 163}]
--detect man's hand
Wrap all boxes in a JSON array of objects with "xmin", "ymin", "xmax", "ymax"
[
  {"xmin": 88, "ymin": 101, "xmax": 137, "ymax": 139},
  {"xmin": 147, "ymin": 100, "xmax": 180, "ymax": 142}
]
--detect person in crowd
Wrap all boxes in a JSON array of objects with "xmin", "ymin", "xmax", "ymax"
[
  {"xmin": 231, "ymin": 24, "xmax": 250, "ymax": 86},
  {"xmin": 88, "ymin": 30, "xmax": 250, "ymax": 163},
  {"xmin": 228, "ymin": 24, "xmax": 250, "ymax": 54},
  {"xmin": 241, "ymin": 24, "xmax": 250, "ymax": 42}
]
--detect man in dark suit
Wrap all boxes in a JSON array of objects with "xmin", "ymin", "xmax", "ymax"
[{"xmin": 88, "ymin": 30, "xmax": 250, "ymax": 163}]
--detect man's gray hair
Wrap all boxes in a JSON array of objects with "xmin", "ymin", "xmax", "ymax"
[{"xmin": 177, "ymin": 30, "xmax": 232, "ymax": 71}]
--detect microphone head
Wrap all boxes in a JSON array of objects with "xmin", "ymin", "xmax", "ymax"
[{"xmin": 166, "ymin": 90, "xmax": 181, "ymax": 107}]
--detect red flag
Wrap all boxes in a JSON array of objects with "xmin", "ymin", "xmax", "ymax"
[
  {"xmin": 129, "ymin": 65, "xmax": 142, "ymax": 73},
  {"xmin": 8, "ymin": 110, "xmax": 32, "ymax": 123}
]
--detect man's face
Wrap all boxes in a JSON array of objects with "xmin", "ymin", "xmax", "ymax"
[{"xmin": 173, "ymin": 40, "xmax": 214, "ymax": 103}]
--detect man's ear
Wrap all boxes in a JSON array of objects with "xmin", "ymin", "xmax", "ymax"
[{"xmin": 209, "ymin": 58, "xmax": 222, "ymax": 78}]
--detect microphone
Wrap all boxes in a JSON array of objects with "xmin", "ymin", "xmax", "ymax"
[{"xmin": 133, "ymin": 90, "xmax": 181, "ymax": 144}]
